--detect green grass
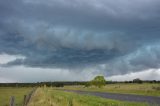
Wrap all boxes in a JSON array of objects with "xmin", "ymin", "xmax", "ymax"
[
  {"xmin": 1, "ymin": 84, "xmax": 159, "ymax": 106},
  {"xmin": 28, "ymin": 87, "xmax": 149, "ymax": 106},
  {"xmin": 57, "ymin": 83, "xmax": 160, "ymax": 96},
  {"xmin": 0, "ymin": 87, "xmax": 32, "ymax": 106}
]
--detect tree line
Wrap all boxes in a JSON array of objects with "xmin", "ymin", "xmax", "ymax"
[{"xmin": 0, "ymin": 78, "xmax": 159, "ymax": 87}]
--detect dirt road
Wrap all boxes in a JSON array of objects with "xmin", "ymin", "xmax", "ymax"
[{"xmin": 62, "ymin": 89, "xmax": 160, "ymax": 105}]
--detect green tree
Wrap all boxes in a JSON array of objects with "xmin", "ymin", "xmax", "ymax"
[
  {"xmin": 133, "ymin": 78, "xmax": 143, "ymax": 84},
  {"xmin": 91, "ymin": 76, "xmax": 106, "ymax": 88}
]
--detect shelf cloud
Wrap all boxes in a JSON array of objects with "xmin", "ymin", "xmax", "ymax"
[{"xmin": 0, "ymin": 0, "xmax": 160, "ymax": 81}]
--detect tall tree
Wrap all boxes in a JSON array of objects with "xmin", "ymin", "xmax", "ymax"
[{"xmin": 91, "ymin": 76, "xmax": 106, "ymax": 88}]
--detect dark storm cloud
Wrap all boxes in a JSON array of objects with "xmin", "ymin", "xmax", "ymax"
[{"xmin": 1, "ymin": 0, "xmax": 160, "ymax": 75}]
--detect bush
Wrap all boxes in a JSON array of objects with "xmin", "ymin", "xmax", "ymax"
[{"xmin": 85, "ymin": 82, "xmax": 91, "ymax": 87}]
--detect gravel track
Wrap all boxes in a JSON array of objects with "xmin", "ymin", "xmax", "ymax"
[{"xmin": 61, "ymin": 89, "xmax": 160, "ymax": 105}]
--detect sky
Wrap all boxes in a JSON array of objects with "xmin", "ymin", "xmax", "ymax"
[{"xmin": 0, "ymin": 0, "xmax": 160, "ymax": 82}]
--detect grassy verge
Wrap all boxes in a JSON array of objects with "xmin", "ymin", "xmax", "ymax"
[
  {"xmin": 57, "ymin": 83, "xmax": 160, "ymax": 96},
  {"xmin": 0, "ymin": 87, "xmax": 33, "ymax": 106},
  {"xmin": 28, "ymin": 87, "xmax": 149, "ymax": 106}
]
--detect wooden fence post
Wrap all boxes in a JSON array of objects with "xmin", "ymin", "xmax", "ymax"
[
  {"xmin": 23, "ymin": 95, "xmax": 27, "ymax": 106},
  {"xmin": 23, "ymin": 88, "xmax": 37, "ymax": 106},
  {"xmin": 10, "ymin": 96, "xmax": 15, "ymax": 106}
]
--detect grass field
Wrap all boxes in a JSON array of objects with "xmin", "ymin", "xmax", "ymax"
[
  {"xmin": 1, "ymin": 83, "xmax": 159, "ymax": 106},
  {"xmin": 0, "ymin": 87, "xmax": 32, "ymax": 106},
  {"xmin": 57, "ymin": 83, "xmax": 160, "ymax": 96},
  {"xmin": 28, "ymin": 87, "xmax": 149, "ymax": 106}
]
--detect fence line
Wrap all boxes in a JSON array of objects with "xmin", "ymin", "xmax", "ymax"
[
  {"xmin": 23, "ymin": 88, "xmax": 37, "ymax": 106},
  {"xmin": 9, "ymin": 88, "xmax": 37, "ymax": 106}
]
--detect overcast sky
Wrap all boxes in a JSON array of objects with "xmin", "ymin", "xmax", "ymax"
[{"xmin": 0, "ymin": 0, "xmax": 160, "ymax": 82}]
